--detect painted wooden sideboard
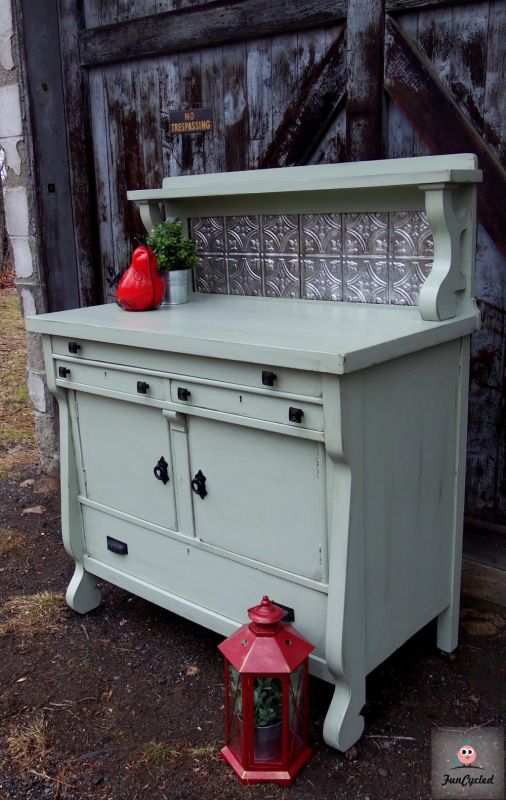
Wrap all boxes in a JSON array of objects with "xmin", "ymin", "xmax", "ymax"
[{"xmin": 26, "ymin": 155, "xmax": 481, "ymax": 752}]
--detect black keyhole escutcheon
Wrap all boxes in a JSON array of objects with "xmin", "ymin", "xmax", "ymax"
[
  {"xmin": 191, "ymin": 470, "xmax": 207, "ymax": 499},
  {"xmin": 153, "ymin": 456, "xmax": 170, "ymax": 485}
]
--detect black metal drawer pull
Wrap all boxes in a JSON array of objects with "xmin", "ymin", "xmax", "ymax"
[
  {"xmin": 191, "ymin": 470, "xmax": 207, "ymax": 499},
  {"xmin": 262, "ymin": 370, "xmax": 277, "ymax": 387},
  {"xmin": 68, "ymin": 342, "xmax": 80, "ymax": 354},
  {"xmin": 107, "ymin": 536, "xmax": 128, "ymax": 555},
  {"xmin": 58, "ymin": 366, "xmax": 71, "ymax": 378},
  {"xmin": 153, "ymin": 456, "xmax": 170, "ymax": 484},
  {"xmin": 137, "ymin": 381, "xmax": 150, "ymax": 394},
  {"xmin": 178, "ymin": 387, "xmax": 191, "ymax": 401},
  {"xmin": 289, "ymin": 407, "xmax": 304, "ymax": 423}
]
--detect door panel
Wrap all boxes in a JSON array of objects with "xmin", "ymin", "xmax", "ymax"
[
  {"xmin": 188, "ymin": 417, "xmax": 327, "ymax": 581},
  {"xmin": 75, "ymin": 392, "xmax": 177, "ymax": 530}
]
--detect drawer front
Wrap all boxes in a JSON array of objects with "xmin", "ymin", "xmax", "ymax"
[
  {"xmin": 55, "ymin": 359, "xmax": 168, "ymax": 400},
  {"xmin": 51, "ymin": 337, "xmax": 321, "ymax": 397},
  {"xmin": 170, "ymin": 381, "xmax": 324, "ymax": 430},
  {"xmin": 82, "ymin": 506, "xmax": 327, "ymax": 657}
]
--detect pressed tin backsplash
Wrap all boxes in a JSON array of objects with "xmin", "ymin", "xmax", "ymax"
[{"xmin": 190, "ymin": 212, "xmax": 434, "ymax": 305}]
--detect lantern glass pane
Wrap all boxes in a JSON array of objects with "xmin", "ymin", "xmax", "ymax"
[
  {"xmin": 289, "ymin": 664, "xmax": 306, "ymax": 758},
  {"xmin": 253, "ymin": 677, "xmax": 283, "ymax": 762},
  {"xmin": 227, "ymin": 664, "xmax": 243, "ymax": 757}
]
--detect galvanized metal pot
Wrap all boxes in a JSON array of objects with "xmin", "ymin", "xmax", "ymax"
[{"xmin": 162, "ymin": 269, "xmax": 190, "ymax": 305}]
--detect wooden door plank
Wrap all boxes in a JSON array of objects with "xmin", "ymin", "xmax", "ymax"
[
  {"xmin": 79, "ymin": 0, "xmax": 346, "ymax": 67},
  {"xmin": 449, "ymin": 3, "xmax": 489, "ymax": 134},
  {"xmin": 21, "ymin": 0, "xmax": 81, "ymax": 310},
  {"xmin": 137, "ymin": 58, "xmax": 163, "ymax": 190},
  {"xmin": 387, "ymin": 0, "xmax": 483, "ymax": 10},
  {"xmin": 223, "ymin": 43, "xmax": 249, "ymax": 171},
  {"xmin": 202, "ymin": 46, "xmax": 225, "ymax": 173},
  {"xmin": 261, "ymin": 27, "xmax": 346, "ymax": 168},
  {"xmin": 384, "ymin": 14, "xmax": 506, "ymax": 259},
  {"xmin": 58, "ymin": 0, "xmax": 102, "ymax": 306},
  {"xmin": 160, "ymin": 54, "xmax": 184, "ymax": 177},
  {"xmin": 386, "ymin": 11, "xmax": 418, "ymax": 158},
  {"xmin": 271, "ymin": 32, "xmax": 299, "ymax": 144},
  {"xmin": 246, "ymin": 37, "xmax": 272, "ymax": 168},
  {"xmin": 88, "ymin": 67, "xmax": 115, "ymax": 299},
  {"xmin": 483, "ymin": 0, "xmax": 506, "ymax": 164},
  {"xmin": 178, "ymin": 51, "xmax": 205, "ymax": 175},
  {"xmin": 346, "ymin": 0, "xmax": 385, "ymax": 161}
]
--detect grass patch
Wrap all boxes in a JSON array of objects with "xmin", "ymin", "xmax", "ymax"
[
  {"xmin": 188, "ymin": 743, "xmax": 219, "ymax": 758},
  {"xmin": 0, "ymin": 289, "xmax": 37, "ymax": 477},
  {"xmin": 0, "ymin": 529, "xmax": 28, "ymax": 555},
  {"xmin": 6, "ymin": 713, "xmax": 50, "ymax": 769},
  {"xmin": 138, "ymin": 741, "xmax": 183, "ymax": 765},
  {"xmin": 0, "ymin": 591, "xmax": 65, "ymax": 637}
]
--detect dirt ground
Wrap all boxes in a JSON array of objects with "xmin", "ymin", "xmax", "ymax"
[{"xmin": 0, "ymin": 286, "xmax": 505, "ymax": 800}]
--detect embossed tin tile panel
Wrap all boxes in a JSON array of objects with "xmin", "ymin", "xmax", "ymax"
[
  {"xmin": 301, "ymin": 214, "xmax": 342, "ymax": 256},
  {"xmin": 228, "ymin": 256, "xmax": 262, "ymax": 296},
  {"xmin": 195, "ymin": 255, "xmax": 228, "ymax": 294},
  {"xmin": 190, "ymin": 212, "xmax": 433, "ymax": 305},
  {"xmin": 389, "ymin": 259, "xmax": 433, "ymax": 305},
  {"xmin": 344, "ymin": 213, "xmax": 388, "ymax": 256},
  {"xmin": 391, "ymin": 211, "xmax": 434, "ymax": 257},
  {"xmin": 264, "ymin": 257, "xmax": 300, "ymax": 298},
  {"xmin": 225, "ymin": 216, "xmax": 260, "ymax": 254},
  {"xmin": 263, "ymin": 215, "xmax": 299, "ymax": 254},
  {"xmin": 343, "ymin": 258, "xmax": 389, "ymax": 304},
  {"xmin": 192, "ymin": 217, "xmax": 225, "ymax": 253},
  {"xmin": 303, "ymin": 258, "xmax": 342, "ymax": 301}
]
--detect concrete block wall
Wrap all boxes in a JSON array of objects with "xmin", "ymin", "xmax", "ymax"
[{"xmin": 0, "ymin": 0, "xmax": 58, "ymax": 475}]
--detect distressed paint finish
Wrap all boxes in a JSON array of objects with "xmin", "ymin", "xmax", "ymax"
[
  {"xmin": 346, "ymin": 0, "xmax": 385, "ymax": 161},
  {"xmin": 79, "ymin": 0, "xmax": 347, "ymax": 67},
  {"xmin": 382, "ymin": 7, "xmax": 506, "ymax": 524},
  {"xmin": 261, "ymin": 27, "xmax": 345, "ymax": 168},
  {"xmin": 23, "ymin": 0, "xmax": 506, "ymax": 527},
  {"xmin": 27, "ymin": 158, "xmax": 478, "ymax": 752}
]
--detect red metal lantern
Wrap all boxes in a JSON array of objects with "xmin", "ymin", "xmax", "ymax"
[{"xmin": 218, "ymin": 596, "xmax": 314, "ymax": 786}]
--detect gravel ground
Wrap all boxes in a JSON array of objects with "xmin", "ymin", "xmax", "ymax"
[{"xmin": 0, "ymin": 470, "xmax": 505, "ymax": 800}]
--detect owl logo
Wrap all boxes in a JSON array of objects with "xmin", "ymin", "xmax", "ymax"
[{"xmin": 456, "ymin": 743, "xmax": 477, "ymax": 766}]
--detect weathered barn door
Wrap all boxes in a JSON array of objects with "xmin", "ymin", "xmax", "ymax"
[{"xmin": 21, "ymin": 0, "xmax": 506, "ymax": 528}]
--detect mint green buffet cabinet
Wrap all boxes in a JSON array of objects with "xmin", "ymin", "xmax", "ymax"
[{"xmin": 26, "ymin": 155, "xmax": 481, "ymax": 752}]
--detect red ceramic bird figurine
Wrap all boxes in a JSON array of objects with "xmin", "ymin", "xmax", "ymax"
[{"xmin": 115, "ymin": 245, "xmax": 164, "ymax": 311}]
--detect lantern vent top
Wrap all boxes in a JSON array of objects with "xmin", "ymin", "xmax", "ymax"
[{"xmin": 248, "ymin": 596, "xmax": 285, "ymax": 632}]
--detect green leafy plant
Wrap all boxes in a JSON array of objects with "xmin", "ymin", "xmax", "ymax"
[
  {"xmin": 146, "ymin": 219, "xmax": 198, "ymax": 273},
  {"xmin": 230, "ymin": 668, "xmax": 283, "ymax": 728}
]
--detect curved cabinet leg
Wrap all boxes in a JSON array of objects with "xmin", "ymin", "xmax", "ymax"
[
  {"xmin": 66, "ymin": 563, "xmax": 102, "ymax": 614},
  {"xmin": 437, "ymin": 604, "xmax": 459, "ymax": 653},
  {"xmin": 323, "ymin": 677, "xmax": 365, "ymax": 752}
]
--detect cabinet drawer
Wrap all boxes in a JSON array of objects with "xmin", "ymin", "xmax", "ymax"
[
  {"xmin": 82, "ymin": 506, "xmax": 328, "ymax": 657},
  {"xmin": 54, "ymin": 359, "xmax": 168, "ymax": 400},
  {"xmin": 51, "ymin": 337, "xmax": 321, "ymax": 397},
  {"xmin": 170, "ymin": 381, "xmax": 324, "ymax": 430}
]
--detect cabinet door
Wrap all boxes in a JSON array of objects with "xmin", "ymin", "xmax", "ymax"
[
  {"xmin": 74, "ymin": 393, "xmax": 177, "ymax": 530},
  {"xmin": 187, "ymin": 418, "xmax": 327, "ymax": 581}
]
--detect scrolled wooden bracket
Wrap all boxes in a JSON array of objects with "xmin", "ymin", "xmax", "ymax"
[
  {"xmin": 137, "ymin": 201, "xmax": 163, "ymax": 233},
  {"xmin": 418, "ymin": 184, "xmax": 471, "ymax": 322}
]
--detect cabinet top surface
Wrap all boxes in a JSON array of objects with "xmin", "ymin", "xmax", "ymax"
[{"xmin": 26, "ymin": 294, "xmax": 478, "ymax": 374}]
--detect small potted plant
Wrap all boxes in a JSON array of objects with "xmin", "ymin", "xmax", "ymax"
[
  {"xmin": 146, "ymin": 219, "xmax": 197, "ymax": 305},
  {"xmin": 230, "ymin": 669, "xmax": 283, "ymax": 761}
]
